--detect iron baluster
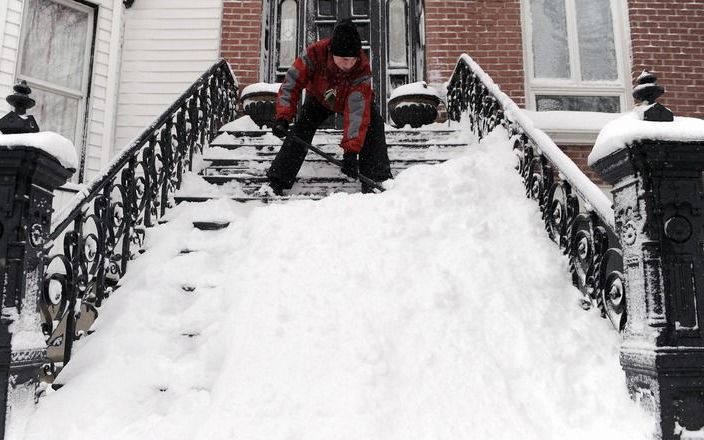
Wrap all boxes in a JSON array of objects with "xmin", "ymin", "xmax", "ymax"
[
  {"xmin": 39, "ymin": 59, "xmax": 239, "ymax": 381},
  {"xmin": 447, "ymin": 56, "xmax": 625, "ymax": 330},
  {"xmin": 158, "ymin": 120, "xmax": 173, "ymax": 218}
]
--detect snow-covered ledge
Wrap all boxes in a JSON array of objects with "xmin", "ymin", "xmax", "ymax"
[
  {"xmin": 588, "ymin": 105, "xmax": 704, "ymax": 165},
  {"xmin": 0, "ymin": 131, "xmax": 78, "ymax": 171},
  {"xmin": 521, "ymin": 110, "xmax": 622, "ymax": 145}
]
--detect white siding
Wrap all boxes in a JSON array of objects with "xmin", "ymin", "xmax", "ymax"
[
  {"xmin": 113, "ymin": 0, "xmax": 223, "ymax": 154},
  {"xmin": 84, "ymin": 0, "xmax": 124, "ymax": 181},
  {"xmin": 0, "ymin": 0, "xmax": 23, "ymax": 115},
  {"xmin": 0, "ymin": 0, "xmax": 125, "ymax": 185}
]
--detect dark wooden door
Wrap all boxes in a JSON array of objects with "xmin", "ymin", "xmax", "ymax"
[
  {"xmin": 306, "ymin": 1, "xmax": 380, "ymax": 99},
  {"xmin": 264, "ymin": 0, "xmax": 425, "ymax": 122},
  {"xmin": 305, "ymin": 0, "xmax": 380, "ymax": 126}
]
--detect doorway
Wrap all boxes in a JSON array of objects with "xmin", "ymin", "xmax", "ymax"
[{"xmin": 262, "ymin": 0, "xmax": 425, "ymax": 121}]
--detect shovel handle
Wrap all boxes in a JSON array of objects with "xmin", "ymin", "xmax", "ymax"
[{"xmin": 289, "ymin": 136, "xmax": 386, "ymax": 192}]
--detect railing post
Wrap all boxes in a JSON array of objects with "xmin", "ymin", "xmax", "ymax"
[
  {"xmin": 0, "ymin": 144, "xmax": 74, "ymax": 436},
  {"xmin": 0, "ymin": 82, "xmax": 75, "ymax": 437},
  {"xmin": 593, "ymin": 136, "xmax": 704, "ymax": 436}
]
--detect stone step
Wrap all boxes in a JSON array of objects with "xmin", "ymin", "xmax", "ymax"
[
  {"xmin": 175, "ymin": 173, "xmax": 365, "ymax": 204},
  {"xmin": 201, "ymin": 160, "xmax": 441, "ymax": 179},
  {"xmin": 193, "ymin": 220, "xmax": 230, "ymax": 230},
  {"xmin": 211, "ymin": 128, "xmax": 464, "ymax": 148},
  {"xmin": 180, "ymin": 125, "xmax": 465, "ymax": 205},
  {"xmin": 204, "ymin": 144, "xmax": 464, "ymax": 164},
  {"xmin": 209, "ymin": 139, "xmax": 466, "ymax": 151},
  {"xmin": 175, "ymin": 192, "xmax": 328, "ymax": 204},
  {"xmin": 217, "ymin": 127, "xmax": 459, "ymax": 141}
]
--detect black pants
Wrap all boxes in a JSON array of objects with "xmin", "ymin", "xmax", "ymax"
[{"xmin": 267, "ymin": 97, "xmax": 392, "ymax": 190}]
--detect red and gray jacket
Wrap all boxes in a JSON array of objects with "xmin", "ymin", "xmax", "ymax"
[{"xmin": 275, "ymin": 38, "xmax": 373, "ymax": 154}]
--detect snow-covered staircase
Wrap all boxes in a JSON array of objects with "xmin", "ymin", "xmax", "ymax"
[
  {"xmin": 22, "ymin": 129, "xmax": 651, "ymax": 440},
  {"xmin": 175, "ymin": 117, "xmax": 467, "ymax": 203}
]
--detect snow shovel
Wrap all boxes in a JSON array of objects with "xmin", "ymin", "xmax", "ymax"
[{"xmin": 289, "ymin": 135, "xmax": 386, "ymax": 193}]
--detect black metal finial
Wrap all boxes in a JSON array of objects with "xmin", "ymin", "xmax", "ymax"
[
  {"xmin": 633, "ymin": 70, "xmax": 673, "ymax": 122},
  {"xmin": 633, "ymin": 71, "xmax": 664, "ymax": 103},
  {"xmin": 6, "ymin": 80, "xmax": 35, "ymax": 115},
  {"xmin": 0, "ymin": 80, "xmax": 39, "ymax": 134}
]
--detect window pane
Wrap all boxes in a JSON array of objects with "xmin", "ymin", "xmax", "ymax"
[
  {"xmin": 317, "ymin": 23, "xmax": 334, "ymax": 40},
  {"xmin": 353, "ymin": 0, "xmax": 368, "ymax": 15},
  {"xmin": 389, "ymin": 75, "xmax": 407, "ymax": 92},
  {"xmin": 318, "ymin": 0, "xmax": 334, "ymax": 16},
  {"xmin": 30, "ymin": 88, "xmax": 80, "ymax": 142},
  {"xmin": 388, "ymin": 0, "xmax": 408, "ymax": 67},
  {"xmin": 530, "ymin": 0, "xmax": 570, "ymax": 79},
  {"xmin": 536, "ymin": 95, "xmax": 620, "ymax": 113},
  {"xmin": 278, "ymin": 0, "xmax": 298, "ymax": 67},
  {"xmin": 20, "ymin": 0, "xmax": 89, "ymax": 90},
  {"xmin": 575, "ymin": 0, "xmax": 617, "ymax": 81},
  {"xmin": 356, "ymin": 22, "xmax": 370, "ymax": 44}
]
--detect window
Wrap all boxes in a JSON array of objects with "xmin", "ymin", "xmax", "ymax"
[
  {"xmin": 17, "ymin": 0, "xmax": 95, "ymax": 157},
  {"xmin": 523, "ymin": 0, "xmax": 630, "ymax": 113},
  {"xmin": 278, "ymin": 0, "xmax": 298, "ymax": 68},
  {"xmin": 387, "ymin": 0, "xmax": 409, "ymax": 92}
]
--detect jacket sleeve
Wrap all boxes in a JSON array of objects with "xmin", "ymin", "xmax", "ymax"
[
  {"xmin": 276, "ymin": 48, "xmax": 315, "ymax": 122},
  {"xmin": 340, "ymin": 74, "xmax": 373, "ymax": 154}
]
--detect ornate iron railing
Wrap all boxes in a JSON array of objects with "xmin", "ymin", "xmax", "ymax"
[
  {"xmin": 41, "ymin": 59, "xmax": 238, "ymax": 381},
  {"xmin": 446, "ymin": 54, "xmax": 625, "ymax": 331}
]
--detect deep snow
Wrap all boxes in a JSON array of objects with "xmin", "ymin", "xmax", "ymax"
[{"xmin": 22, "ymin": 128, "xmax": 651, "ymax": 440}]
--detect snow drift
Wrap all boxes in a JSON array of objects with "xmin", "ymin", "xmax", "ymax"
[{"xmin": 22, "ymin": 128, "xmax": 652, "ymax": 440}]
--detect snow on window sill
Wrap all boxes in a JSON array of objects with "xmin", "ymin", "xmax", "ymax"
[{"xmin": 520, "ymin": 110, "xmax": 623, "ymax": 145}]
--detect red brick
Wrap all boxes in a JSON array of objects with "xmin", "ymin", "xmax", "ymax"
[
  {"xmin": 424, "ymin": 0, "xmax": 526, "ymax": 106},
  {"xmin": 628, "ymin": 0, "xmax": 704, "ymax": 118}
]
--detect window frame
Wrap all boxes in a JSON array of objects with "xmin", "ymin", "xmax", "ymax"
[
  {"xmin": 520, "ymin": 0, "xmax": 633, "ymax": 113},
  {"xmin": 15, "ymin": 0, "xmax": 96, "ymax": 165}
]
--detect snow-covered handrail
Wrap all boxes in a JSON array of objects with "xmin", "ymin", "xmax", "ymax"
[
  {"xmin": 41, "ymin": 59, "xmax": 238, "ymax": 376},
  {"xmin": 447, "ymin": 54, "xmax": 625, "ymax": 330},
  {"xmin": 450, "ymin": 54, "xmax": 614, "ymax": 228}
]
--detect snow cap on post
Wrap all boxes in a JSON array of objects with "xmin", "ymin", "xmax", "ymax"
[{"xmin": 331, "ymin": 19, "xmax": 362, "ymax": 57}]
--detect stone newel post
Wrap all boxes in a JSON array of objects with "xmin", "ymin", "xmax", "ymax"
[
  {"xmin": 592, "ymin": 73, "xmax": 704, "ymax": 439},
  {"xmin": 0, "ymin": 84, "xmax": 74, "ymax": 437}
]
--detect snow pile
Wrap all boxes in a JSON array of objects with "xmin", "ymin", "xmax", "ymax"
[
  {"xmin": 454, "ymin": 54, "xmax": 613, "ymax": 228},
  {"xmin": 218, "ymin": 115, "xmax": 265, "ymax": 132},
  {"xmin": 0, "ymin": 131, "xmax": 77, "ymax": 170},
  {"xmin": 589, "ymin": 105, "xmax": 704, "ymax": 165},
  {"xmin": 22, "ymin": 128, "xmax": 651, "ymax": 440}
]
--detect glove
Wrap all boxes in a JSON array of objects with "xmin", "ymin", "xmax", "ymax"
[
  {"xmin": 272, "ymin": 119, "xmax": 290, "ymax": 139},
  {"xmin": 341, "ymin": 152, "xmax": 359, "ymax": 178}
]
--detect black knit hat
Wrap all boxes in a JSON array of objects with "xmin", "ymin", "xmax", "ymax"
[{"xmin": 331, "ymin": 19, "xmax": 362, "ymax": 57}]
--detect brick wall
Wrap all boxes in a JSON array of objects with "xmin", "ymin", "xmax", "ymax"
[
  {"xmin": 424, "ymin": 0, "xmax": 526, "ymax": 106},
  {"xmin": 220, "ymin": 0, "xmax": 263, "ymax": 89},
  {"xmin": 560, "ymin": 145, "xmax": 605, "ymax": 185},
  {"xmin": 628, "ymin": 0, "xmax": 704, "ymax": 118}
]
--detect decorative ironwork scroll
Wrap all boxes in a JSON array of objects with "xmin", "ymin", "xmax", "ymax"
[
  {"xmin": 446, "ymin": 55, "xmax": 625, "ymax": 331},
  {"xmin": 41, "ymin": 59, "xmax": 238, "ymax": 381}
]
